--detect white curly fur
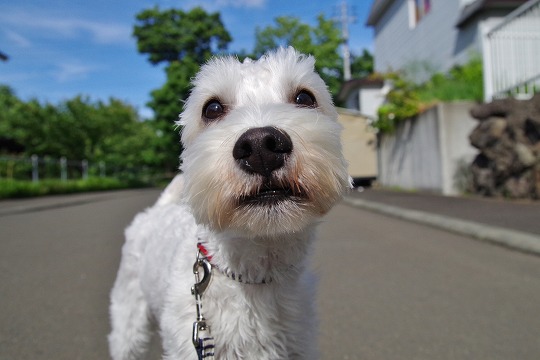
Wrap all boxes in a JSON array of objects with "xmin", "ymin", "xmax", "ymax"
[{"xmin": 108, "ymin": 47, "xmax": 350, "ymax": 360}]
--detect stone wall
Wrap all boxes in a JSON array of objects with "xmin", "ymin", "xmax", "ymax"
[{"xmin": 469, "ymin": 94, "xmax": 540, "ymax": 199}]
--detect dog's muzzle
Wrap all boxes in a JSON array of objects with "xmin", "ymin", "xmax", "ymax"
[
  {"xmin": 233, "ymin": 126, "xmax": 306, "ymax": 206},
  {"xmin": 232, "ymin": 126, "xmax": 292, "ymax": 178}
]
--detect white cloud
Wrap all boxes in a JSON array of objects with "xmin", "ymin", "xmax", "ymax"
[
  {"xmin": 77, "ymin": 20, "xmax": 132, "ymax": 44},
  {"xmin": 216, "ymin": 0, "xmax": 266, "ymax": 8},
  {"xmin": 0, "ymin": 9, "xmax": 131, "ymax": 45},
  {"xmin": 183, "ymin": 0, "xmax": 267, "ymax": 10},
  {"xmin": 53, "ymin": 62, "xmax": 97, "ymax": 82},
  {"xmin": 5, "ymin": 30, "xmax": 32, "ymax": 48}
]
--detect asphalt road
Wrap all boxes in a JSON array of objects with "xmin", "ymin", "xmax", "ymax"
[{"xmin": 1, "ymin": 189, "xmax": 539, "ymax": 360}]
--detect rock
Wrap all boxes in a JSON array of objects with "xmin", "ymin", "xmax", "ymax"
[
  {"xmin": 469, "ymin": 117, "xmax": 506, "ymax": 149},
  {"xmin": 515, "ymin": 143, "xmax": 536, "ymax": 167},
  {"xmin": 503, "ymin": 171, "xmax": 533, "ymax": 198},
  {"xmin": 469, "ymin": 94, "xmax": 540, "ymax": 199}
]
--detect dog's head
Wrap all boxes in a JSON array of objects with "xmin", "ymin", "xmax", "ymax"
[{"xmin": 179, "ymin": 47, "xmax": 350, "ymax": 236}]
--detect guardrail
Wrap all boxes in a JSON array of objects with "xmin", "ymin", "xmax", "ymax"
[
  {"xmin": 482, "ymin": 0, "xmax": 540, "ymax": 101},
  {"xmin": 0, "ymin": 155, "xmax": 105, "ymax": 182}
]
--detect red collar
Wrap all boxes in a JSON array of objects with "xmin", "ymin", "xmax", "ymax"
[
  {"xmin": 196, "ymin": 242, "xmax": 272, "ymax": 284},
  {"xmin": 197, "ymin": 242, "xmax": 212, "ymax": 261}
]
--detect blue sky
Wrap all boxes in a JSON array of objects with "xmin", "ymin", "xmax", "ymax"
[{"xmin": 0, "ymin": 0, "xmax": 373, "ymax": 118}]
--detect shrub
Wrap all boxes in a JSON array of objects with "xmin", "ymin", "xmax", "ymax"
[
  {"xmin": 374, "ymin": 57, "xmax": 483, "ymax": 133},
  {"xmin": 0, "ymin": 177, "xmax": 139, "ymax": 199}
]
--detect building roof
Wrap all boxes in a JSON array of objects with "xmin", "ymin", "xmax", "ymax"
[
  {"xmin": 366, "ymin": 0, "xmax": 395, "ymax": 26},
  {"xmin": 455, "ymin": 0, "xmax": 528, "ymax": 27},
  {"xmin": 366, "ymin": 0, "xmax": 528, "ymax": 27}
]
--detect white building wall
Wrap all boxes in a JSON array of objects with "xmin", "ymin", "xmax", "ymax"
[
  {"xmin": 437, "ymin": 102, "xmax": 478, "ymax": 195},
  {"xmin": 359, "ymin": 87, "xmax": 385, "ymax": 119},
  {"xmin": 378, "ymin": 107, "xmax": 442, "ymax": 191},
  {"xmin": 378, "ymin": 102, "xmax": 477, "ymax": 195},
  {"xmin": 460, "ymin": 0, "xmax": 476, "ymax": 6}
]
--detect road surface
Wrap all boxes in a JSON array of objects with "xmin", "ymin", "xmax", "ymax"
[{"xmin": 1, "ymin": 189, "xmax": 539, "ymax": 359}]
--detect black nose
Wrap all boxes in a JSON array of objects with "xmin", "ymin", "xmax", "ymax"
[{"xmin": 232, "ymin": 126, "xmax": 293, "ymax": 177}]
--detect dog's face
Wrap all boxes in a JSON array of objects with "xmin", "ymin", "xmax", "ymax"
[{"xmin": 179, "ymin": 47, "xmax": 350, "ymax": 236}]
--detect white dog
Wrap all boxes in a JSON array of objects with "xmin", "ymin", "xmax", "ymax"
[{"xmin": 108, "ymin": 47, "xmax": 350, "ymax": 360}]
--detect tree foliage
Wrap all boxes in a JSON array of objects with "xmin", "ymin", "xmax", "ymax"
[
  {"xmin": 134, "ymin": 6, "xmax": 232, "ymax": 65},
  {"xmin": 146, "ymin": 59, "xmax": 200, "ymax": 165},
  {"xmin": 351, "ymin": 49, "xmax": 374, "ymax": 79},
  {"xmin": 254, "ymin": 15, "xmax": 343, "ymax": 96},
  {"xmin": 253, "ymin": 15, "xmax": 374, "ymax": 98},
  {"xmin": 133, "ymin": 6, "xmax": 232, "ymax": 172},
  {"xmin": 0, "ymin": 85, "xmax": 161, "ymax": 172}
]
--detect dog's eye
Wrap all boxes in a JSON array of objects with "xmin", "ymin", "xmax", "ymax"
[
  {"xmin": 294, "ymin": 90, "xmax": 317, "ymax": 108},
  {"xmin": 203, "ymin": 100, "xmax": 225, "ymax": 121}
]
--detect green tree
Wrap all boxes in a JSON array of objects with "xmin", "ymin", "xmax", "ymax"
[
  {"xmin": 0, "ymin": 86, "xmax": 24, "ymax": 149},
  {"xmin": 253, "ymin": 15, "xmax": 343, "ymax": 97},
  {"xmin": 9, "ymin": 100, "xmax": 69, "ymax": 157},
  {"xmin": 134, "ymin": 6, "xmax": 232, "ymax": 65},
  {"xmin": 351, "ymin": 49, "xmax": 374, "ymax": 79},
  {"xmin": 92, "ymin": 99, "xmax": 162, "ymax": 172},
  {"xmin": 133, "ymin": 6, "xmax": 232, "ymax": 172},
  {"xmin": 0, "ymin": 88, "xmax": 161, "ymax": 175},
  {"xmin": 145, "ymin": 58, "xmax": 200, "ymax": 164}
]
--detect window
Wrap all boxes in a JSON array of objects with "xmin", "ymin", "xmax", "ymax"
[{"xmin": 409, "ymin": 0, "xmax": 432, "ymax": 28}]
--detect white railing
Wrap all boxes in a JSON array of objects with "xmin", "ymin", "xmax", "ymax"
[
  {"xmin": 0, "ymin": 155, "xmax": 101, "ymax": 182},
  {"xmin": 482, "ymin": 0, "xmax": 540, "ymax": 101}
]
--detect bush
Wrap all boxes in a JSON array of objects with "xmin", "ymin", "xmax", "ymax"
[
  {"xmin": 0, "ymin": 177, "xmax": 142, "ymax": 199},
  {"xmin": 374, "ymin": 57, "xmax": 483, "ymax": 133},
  {"xmin": 417, "ymin": 56, "xmax": 483, "ymax": 103}
]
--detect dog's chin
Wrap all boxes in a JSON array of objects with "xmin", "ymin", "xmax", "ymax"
[
  {"xmin": 228, "ymin": 185, "xmax": 311, "ymax": 235},
  {"xmin": 234, "ymin": 202, "xmax": 314, "ymax": 236},
  {"xmin": 196, "ymin": 182, "xmax": 316, "ymax": 236}
]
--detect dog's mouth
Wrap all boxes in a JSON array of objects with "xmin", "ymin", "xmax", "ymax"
[{"xmin": 238, "ymin": 181, "xmax": 307, "ymax": 206}]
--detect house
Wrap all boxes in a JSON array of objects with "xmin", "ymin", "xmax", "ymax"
[
  {"xmin": 339, "ymin": 1, "xmax": 528, "ymax": 117},
  {"xmin": 337, "ymin": 77, "xmax": 385, "ymax": 119},
  {"xmin": 339, "ymin": 1, "xmax": 533, "ymax": 195},
  {"xmin": 366, "ymin": 0, "xmax": 528, "ymax": 82}
]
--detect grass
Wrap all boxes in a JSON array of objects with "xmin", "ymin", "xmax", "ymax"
[{"xmin": 0, "ymin": 177, "xmax": 146, "ymax": 199}]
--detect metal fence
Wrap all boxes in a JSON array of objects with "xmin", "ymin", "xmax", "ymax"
[
  {"xmin": 482, "ymin": 0, "xmax": 540, "ymax": 101},
  {"xmin": 0, "ymin": 155, "xmax": 105, "ymax": 182}
]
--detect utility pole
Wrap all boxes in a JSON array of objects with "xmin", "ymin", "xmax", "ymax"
[{"xmin": 337, "ymin": 1, "xmax": 356, "ymax": 81}]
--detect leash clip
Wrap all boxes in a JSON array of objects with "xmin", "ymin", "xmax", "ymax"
[
  {"xmin": 192, "ymin": 247, "xmax": 214, "ymax": 359},
  {"xmin": 192, "ymin": 250, "xmax": 212, "ymax": 296}
]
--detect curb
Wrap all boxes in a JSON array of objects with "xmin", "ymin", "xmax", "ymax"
[
  {"xmin": 0, "ymin": 198, "xmax": 101, "ymax": 217},
  {"xmin": 0, "ymin": 189, "xmax": 156, "ymax": 217},
  {"xmin": 343, "ymin": 196, "xmax": 540, "ymax": 257}
]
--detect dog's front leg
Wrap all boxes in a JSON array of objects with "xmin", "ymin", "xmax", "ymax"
[{"xmin": 108, "ymin": 246, "xmax": 152, "ymax": 360}]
